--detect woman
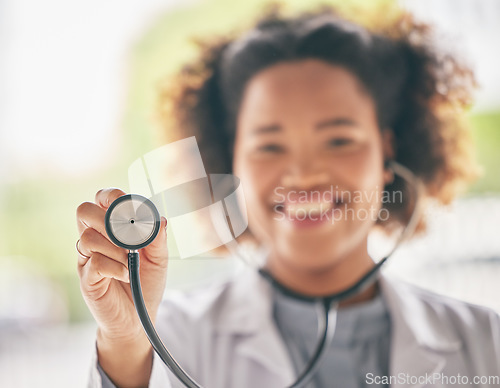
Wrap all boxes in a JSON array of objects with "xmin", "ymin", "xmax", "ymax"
[{"xmin": 76, "ymin": 6, "xmax": 500, "ymax": 388}]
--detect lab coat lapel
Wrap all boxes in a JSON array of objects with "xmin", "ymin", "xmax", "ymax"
[
  {"xmin": 379, "ymin": 274, "xmax": 462, "ymax": 388},
  {"xmin": 215, "ymin": 268, "xmax": 295, "ymax": 385},
  {"xmin": 237, "ymin": 314, "xmax": 296, "ymax": 384},
  {"xmin": 217, "ymin": 269, "xmax": 464, "ymax": 387}
]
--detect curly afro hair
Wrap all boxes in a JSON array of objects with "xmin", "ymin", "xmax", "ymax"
[{"xmin": 157, "ymin": 5, "xmax": 480, "ymax": 235}]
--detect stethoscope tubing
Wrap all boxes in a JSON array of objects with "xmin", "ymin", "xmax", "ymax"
[
  {"xmin": 129, "ymin": 251, "xmax": 338, "ymax": 388},
  {"xmin": 125, "ymin": 160, "xmax": 423, "ymax": 388},
  {"xmin": 128, "ymin": 251, "xmax": 202, "ymax": 388}
]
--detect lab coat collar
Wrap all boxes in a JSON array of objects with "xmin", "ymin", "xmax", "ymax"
[
  {"xmin": 214, "ymin": 266, "xmax": 273, "ymax": 334},
  {"xmin": 214, "ymin": 267, "xmax": 296, "ymax": 382},
  {"xmin": 214, "ymin": 267, "xmax": 463, "ymax": 385},
  {"xmin": 378, "ymin": 273, "xmax": 462, "ymax": 388},
  {"xmin": 378, "ymin": 273, "xmax": 463, "ymax": 352}
]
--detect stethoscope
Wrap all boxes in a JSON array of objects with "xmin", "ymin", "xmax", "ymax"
[{"xmin": 104, "ymin": 160, "xmax": 422, "ymax": 388}]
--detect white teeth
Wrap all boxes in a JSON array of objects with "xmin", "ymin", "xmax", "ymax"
[{"xmin": 286, "ymin": 201, "xmax": 332, "ymax": 216}]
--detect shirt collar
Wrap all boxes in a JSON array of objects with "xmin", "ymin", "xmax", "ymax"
[
  {"xmin": 271, "ymin": 283, "xmax": 390, "ymax": 346},
  {"xmin": 215, "ymin": 267, "xmax": 462, "ymax": 353},
  {"xmin": 213, "ymin": 267, "xmax": 463, "ymax": 385}
]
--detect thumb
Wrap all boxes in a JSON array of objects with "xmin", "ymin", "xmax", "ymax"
[{"xmin": 142, "ymin": 216, "xmax": 168, "ymax": 266}]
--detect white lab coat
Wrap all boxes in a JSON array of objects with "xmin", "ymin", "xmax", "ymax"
[{"xmin": 89, "ymin": 268, "xmax": 500, "ymax": 388}]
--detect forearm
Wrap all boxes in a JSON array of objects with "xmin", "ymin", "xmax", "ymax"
[{"xmin": 97, "ymin": 329, "xmax": 153, "ymax": 388}]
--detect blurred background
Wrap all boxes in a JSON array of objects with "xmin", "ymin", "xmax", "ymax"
[{"xmin": 1, "ymin": 0, "xmax": 499, "ymax": 386}]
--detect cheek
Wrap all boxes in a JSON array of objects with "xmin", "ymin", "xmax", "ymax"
[
  {"xmin": 233, "ymin": 153, "xmax": 286, "ymax": 243},
  {"xmin": 334, "ymin": 137, "xmax": 385, "ymax": 191},
  {"xmin": 235, "ymin": 156, "xmax": 281, "ymax": 208}
]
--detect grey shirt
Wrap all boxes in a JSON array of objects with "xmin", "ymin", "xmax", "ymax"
[{"xmin": 272, "ymin": 285, "xmax": 391, "ymax": 388}]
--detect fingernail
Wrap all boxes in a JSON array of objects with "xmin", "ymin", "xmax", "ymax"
[{"xmin": 161, "ymin": 216, "xmax": 168, "ymax": 231}]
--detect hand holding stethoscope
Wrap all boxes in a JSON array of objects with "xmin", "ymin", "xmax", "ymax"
[
  {"xmin": 76, "ymin": 161, "xmax": 422, "ymax": 388},
  {"xmin": 76, "ymin": 188, "xmax": 169, "ymax": 387}
]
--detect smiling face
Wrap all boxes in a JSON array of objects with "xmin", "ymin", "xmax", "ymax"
[{"xmin": 233, "ymin": 59, "xmax": 393, "ymax": 285}]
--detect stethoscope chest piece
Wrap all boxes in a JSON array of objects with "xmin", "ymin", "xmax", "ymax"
[
  {"xmin": 99, "ymin": 160, "xmax": 421, "ymax": 388},
  {"xmin": 105, "ymin": 194, "xmax": 161, "ymax": 251}
]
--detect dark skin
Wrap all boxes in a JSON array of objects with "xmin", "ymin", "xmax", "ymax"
[
  {"xmin": 77, "ymin": 188, "xmax": 168, "ymax": 387},
  {"xmin": 233, "ymin": 59, "xmax": 394, "ymax": 303},
  {"xmin": 76, "ymin": 59, "xmax": 394, "ymax": 387}
]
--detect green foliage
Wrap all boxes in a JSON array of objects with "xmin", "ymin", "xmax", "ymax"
[
  {"xmin": 469, "ymin": 111, "xmax": 500, "ymax": 193},
  {"xmin": 1, "ymin": 0, "xmax": 498, "ymax": 322},
  {"xmin": 123, "ymin": 0, "xmax": 397, "ymax": 150},
  {"xmin": 0, "ymin": 173, "xmax": 129, "ymax": 321}
]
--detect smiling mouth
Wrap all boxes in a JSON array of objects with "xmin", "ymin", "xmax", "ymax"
[
  {"xmin": 273, "ymin": 196, "xmax": 345, "ymax": 221},
  {"xmin": 286, "ymin": 201, "xmax": 332, "ymax": 216}
]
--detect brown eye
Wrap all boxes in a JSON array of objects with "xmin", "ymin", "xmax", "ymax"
[
  {"xmin": 258, "ymin": 144, "xmax": 284, "ymax": 153},
  {"xmin": 328, "ymin": 138, "xmax": 353, "ymax": 147}
]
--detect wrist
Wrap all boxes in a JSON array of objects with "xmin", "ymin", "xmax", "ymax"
[
  {"xmin": 97, "ymin": 328, "xmax": 154, "ymax": 388},
  {"xmin": 97, "ymin": 326, "xmax": 151, "ymax": 353}
]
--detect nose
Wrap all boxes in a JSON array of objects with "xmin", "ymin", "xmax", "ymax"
[{"xmin": 280, "ymin": 153, "xmax": 330, "ymax": 190}]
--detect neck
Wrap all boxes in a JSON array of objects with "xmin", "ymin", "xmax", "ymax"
[{"xmin": 264, "ymin": 245, "xmax": 378, "ymax": 307}]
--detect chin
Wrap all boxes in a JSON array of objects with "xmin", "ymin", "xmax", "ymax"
[{"xmin": 274, "ymin": 237, "xmax": 345, "ymax": 271}]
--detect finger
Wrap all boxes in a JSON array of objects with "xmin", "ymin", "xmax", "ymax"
[
  {"xmin": 80, "ymin": 252, "xmax": 129, "ymax": 287},
  {"xmin": 142, "ymin": 216, "xmax": 169, "ymax": 266},
  {"xmin": 78, "ymin": 228, "xmax": 128, "ymax": 268},
  {"xmin": 95, "ymin": 188, "xmax": 126, "ymax": 210},
  {"xmin": 76, "ymin": 201, "xmax": 107, "ymax": 237},
  {"xmin": 76, "ymin": 238, "xmax": 90, "ymax": 264}
]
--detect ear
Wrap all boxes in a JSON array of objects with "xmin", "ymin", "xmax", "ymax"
[
  {"xmin": 381, "ymin": 128, "xmax": 395, "ymax": 160},
  {"xmin": 382, "ymin": 129, "xmax": 395, "ymax": 185}
]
